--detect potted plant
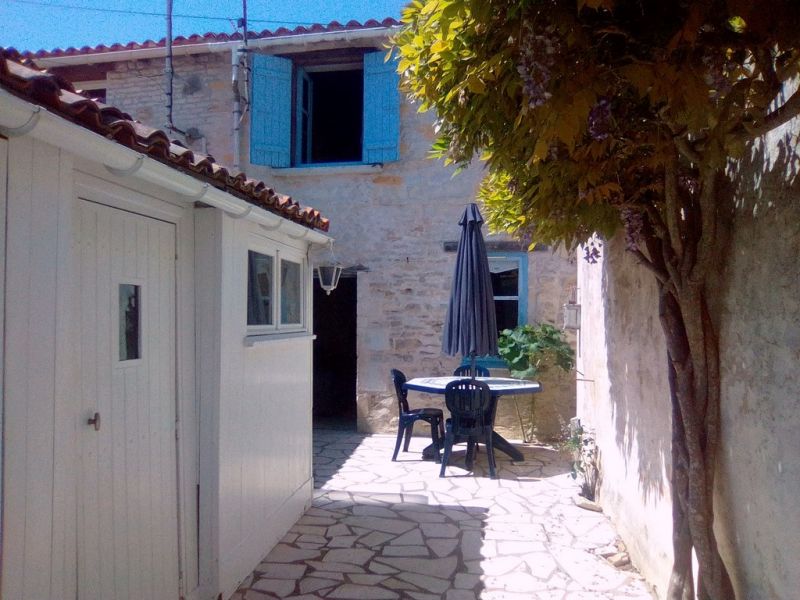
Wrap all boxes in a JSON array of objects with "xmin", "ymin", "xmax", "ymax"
[
  {"xmin": 497, "ymin": 323, "xmax": 575, "ymax": 379},
  {"xmin": 496, "ymin": 323, "xmax": 575, "ymax": 442}
]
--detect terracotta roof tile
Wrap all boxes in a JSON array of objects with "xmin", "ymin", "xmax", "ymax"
[
  {"xmin": 0, "ymin": 48, "xmax": 329, "ymax": 232},
  {"xmin": 20, "ymin": 18, "xmax": 400, "ymax": 59}
]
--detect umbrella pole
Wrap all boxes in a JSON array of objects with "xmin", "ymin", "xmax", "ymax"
[{"xmin": 470, "ymin": 353, "xmax": 477, "ymax": 379}]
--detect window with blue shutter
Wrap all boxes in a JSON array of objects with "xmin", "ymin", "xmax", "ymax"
[
  {"xmin": 250, "ymin": 54, "xmax": 292, "ymax": 167},
  {"xmin": 463, "ymin": 253, "xmax": 530, "ymax": 371},
  {"xmin": 294, "ymin": 67, "xmax": 363, "ymax": 165},
  {"xmin": 363, "ymin": 51, "xmax": 401, "ymax": 163},
  {"xmin": 488, "ymin": 253, "xmax": 529, "ymax": 330},
  {"xmin": 249, "ymin": 50, "xmax": 400, "ymax": 167}
]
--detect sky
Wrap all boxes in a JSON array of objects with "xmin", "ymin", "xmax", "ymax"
[{"xmin": 3, "ymin": 0, "xmax": 409, "ymax": 53}]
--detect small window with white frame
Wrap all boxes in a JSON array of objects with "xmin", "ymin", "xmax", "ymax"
[
  {"xmin": 247, "ymin": 242, "xmax": 306, "ymax": 334},
  {"xmin": 280, "ymin": 257, "xmax": 303, "ymax": 325},
  {"xmin": 247, "ymin": 250, "xmax": 275, "ymax": 327}
]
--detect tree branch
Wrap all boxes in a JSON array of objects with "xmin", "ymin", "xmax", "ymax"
[
  {"xmin": 728, "ymin": 86, "xmax": 800, "ymax": 143},
  {"xmin": 631, "ymin": 249, "xmax": 670, "ymax": 285},
  {"xmin": 664, "ymin": 157, "xmax": 685, "ymax": 263},
  {"xmin": 674, "ymin": 135, "xmax": 702, "ymax": 165},
  {"xmin": 753, "ymin": 46, "xmax": 780, "ymax": 95},
  {"xmin": 690, "ymin": 168, "xmax": 718, "ymax": 284}
]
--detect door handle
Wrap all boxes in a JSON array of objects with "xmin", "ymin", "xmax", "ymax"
[{"xmin": 87, "ymin": 412, "xmax": 101, "ymax": 431}]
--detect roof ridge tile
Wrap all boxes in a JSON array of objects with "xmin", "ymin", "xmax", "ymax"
[{"xmin": 17, "ymin": 18, "xmax": 400, "ymax": 59}]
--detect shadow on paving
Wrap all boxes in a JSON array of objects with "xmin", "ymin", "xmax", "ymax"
[
  {"xmin": 313, "ymin": 428, "xmax": 372, "ymax": 488},
  {"xmin": 234, "ymin": 490, "xmax": 489, "ymax": 599},
  {"xmin": 233, "ymin": 429, "xmax": 656, "ymax": 599},
  {"xmin": 313, "ymin": 427, "xmax": 564, "ymax": 486}
]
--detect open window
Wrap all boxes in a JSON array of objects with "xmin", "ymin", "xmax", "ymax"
[
  {"xmin": 250, "ymin": 50, "xmax": 400, "ymax": 167},
  {"xmin": 295, "ymin": 67, "xmax": 363, "ymax": 164}
]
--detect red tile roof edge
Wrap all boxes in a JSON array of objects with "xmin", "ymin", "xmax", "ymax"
[
  {"xmin": 18, "ymin": 18, "xmax": 401, "ymax": 59},
  {"xmin": 0, "ymin": 48, "xmax": 329, "ymax": 232}
]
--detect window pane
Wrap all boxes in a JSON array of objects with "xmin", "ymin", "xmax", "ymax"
[
  {"xmin": 119, "ymin": 284, "xmax": 141, "ymax": 361},
  {"xmin": 495, "ymin": 300, "xmax": 519, "ymax": 332},
  {"xmin": 281, "ymin": 259, "xmax": 302, "ymax": 324},
  {"xmin": 309, "ymin": 69, "xmax": 363, "ymax": 163},
  {"xmin": 248, "ymin": 251, "xmax": 274, "ymax": 326},
  {"xmin": 490, "ymin": 261, "xmax": 520, "ymax": 297}
]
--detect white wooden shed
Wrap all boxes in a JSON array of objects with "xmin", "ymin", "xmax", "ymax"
[{"xmin": 0, "ymin": 50, "xmax": 330, "ymax": 600}]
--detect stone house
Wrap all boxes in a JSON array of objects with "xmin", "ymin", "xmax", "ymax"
[
  {"xmin": 575, "ymin": 121, "xmax": 800, "ymax": 595},
  {"xmin": 0, "ymin": 49, "xmax": 330, "ymax": 600},
  {"xmin": 33, "ymin": 19, "xmax": 576, "ymax": 440}
]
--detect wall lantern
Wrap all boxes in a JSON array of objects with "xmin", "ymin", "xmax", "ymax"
[
  {"xmin": 315, "ymin": 241, "xmax": 343, "ymax": 295},
  {"xmin": 563, "ymin": 302, "xmax": 581, "ymax": 330},
  {"xmin": 563, "ymin": 286, "xmax": 581, "ymax": 330}
]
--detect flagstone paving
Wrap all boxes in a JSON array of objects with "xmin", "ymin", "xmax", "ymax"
[{"xmin": 231, "ymin": 430, "xmax": 655, "ymax": 600}]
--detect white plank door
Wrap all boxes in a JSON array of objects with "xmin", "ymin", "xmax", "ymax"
[{"xmin": 77, "ymin": 200, "xmax": 180, "ymax": 600}]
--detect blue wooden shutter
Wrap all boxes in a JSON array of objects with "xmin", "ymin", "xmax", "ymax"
[
  {"xmin": 250, "ymin": 54, "xmax": 292, "ymax": 167},
  {"xmin": 362, "ymin": 50, "xmax": 400, "ymax": 163}
]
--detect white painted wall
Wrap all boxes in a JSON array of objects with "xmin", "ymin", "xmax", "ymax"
[
  {"xmin": 3, "ymin": 136, "xmax": 81, "ymax": 599},
  {"xmin": 2, "ymin": 124, "xmax": 319, "ymax": 600},
  {"xmin": 0, "ymin": 137, "xmax": 6, "ymax": 562},
  {"xmin": 576, "ymin": 236, "xmax": 674, "ymax": 598},
  {"xmin": 0, "ymin": 137, "xmax": 202, "ymax": 599},
  {"xmin": 713, "ymin": 122, "xmax": 800, "ymax": 600},
  {"xmin": 576, "ymin": 117, "xmax": 800, "ymax": 599},
  {"xmin": 195, "ymin": 209, "xmax": 315, "ymax": 599}
]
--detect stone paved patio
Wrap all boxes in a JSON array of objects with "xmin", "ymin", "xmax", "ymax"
[{"xmin": 231, "ymin": 430, "xmax": 655, "ymax": 600}]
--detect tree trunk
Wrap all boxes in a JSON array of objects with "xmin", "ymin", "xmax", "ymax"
[
  {"xmin": 636, "ymin": 164, "xmax": 736, "ymax": 600},
  {"xmin": 661, "ymin": 284, "xmax": 734, "ymax": 600}
]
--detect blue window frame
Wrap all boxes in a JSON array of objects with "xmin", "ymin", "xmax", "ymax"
[
  {"xmin": 250, "ymin": 50, "xmax": 400, "ymax": 168},
  {"xmin": 462, "ymin": 252, "xmax": 529, "ymax": 370},
  {"xmin": 488, "ymin": 252, "xmax": 528, "ymax": 331}
]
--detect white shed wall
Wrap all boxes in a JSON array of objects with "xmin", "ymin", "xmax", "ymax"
[
  {"xmin": 0, "ymin": 136, "xmax": 202, "ymax": 599},
  {"xmin": 2, "ymin": 134, "xmax": 80, "ymax": 600},
  {"xmin": 195, "ymin": 209, "xmax": 315, "ymax": 599},
  {"xmin": 0, "ymin": 136, "xmax": 7, "ymax": 568}
]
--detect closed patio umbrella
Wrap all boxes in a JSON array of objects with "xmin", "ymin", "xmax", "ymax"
[{"xmin": 442, "ymin": 203, "xmax": 498, "ymax": 376}]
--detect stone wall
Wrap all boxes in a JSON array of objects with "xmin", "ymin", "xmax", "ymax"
[
  {"xmin": 106, "ymin": 53, "xmax": 234, "ymax": 165},
  {"xmin": 73, "ymin": 45, "xmax": 576, "ymax": 438},
  {"xmin": 245, "ymin": 97, "xmax": 577, "ymax": 437},
  {"xmin": 576, "ymin": 121, "xmax": 800, "ymax": 599}
]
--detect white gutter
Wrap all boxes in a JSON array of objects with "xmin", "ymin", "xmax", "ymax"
[
  {"xmin": 33, "ymin": 26, "xmax": 402, "ymax": 67},
  {"xmin": 0, "ymin": 88, "xmax": 331, "ymax": 245}
]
